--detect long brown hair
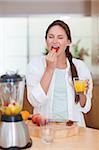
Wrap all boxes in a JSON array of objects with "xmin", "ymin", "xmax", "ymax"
[{"xmin": 45, "ymin": 20, "xmax": 79, "ymax": 103}]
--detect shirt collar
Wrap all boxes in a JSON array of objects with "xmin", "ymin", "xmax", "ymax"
[{"xmin": 66, "ymin": 58, "xmax": 70, "ymax": 72}]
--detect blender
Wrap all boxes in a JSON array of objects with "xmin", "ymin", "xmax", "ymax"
[{"xmin": 0, "ymin": 73, "xmax": 32, "ymax": 149}]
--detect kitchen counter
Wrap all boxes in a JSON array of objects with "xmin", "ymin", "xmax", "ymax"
[{"xmin": 27, "ymin": 126, "xmax": 99, "ymax": 150}]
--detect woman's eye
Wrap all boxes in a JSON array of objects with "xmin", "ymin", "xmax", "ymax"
[
  {"xmin": 58, "ymin": 36, "xmax": 63, "ymax": 39},
  {"xmin": 48, "ymin": 36, "xmax": 53, "ymax": 38}
]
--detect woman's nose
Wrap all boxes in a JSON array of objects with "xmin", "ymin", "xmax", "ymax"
[{"xmin": 53, "ymin": 38, "xmax": 58, "ymax": 43}]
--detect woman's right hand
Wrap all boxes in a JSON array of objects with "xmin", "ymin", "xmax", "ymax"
[
  {"xmin": 46, "ymin": 49, "xmax": 57, "ymax": 71},
  {"xmin": 40, "ymin": 49, "xmax": 57, "ymax": 94}
]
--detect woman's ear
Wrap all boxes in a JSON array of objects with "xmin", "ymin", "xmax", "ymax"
[
  {"xmin": 67, "ymin": 40, "xmax": 71, "ymax": 45},
  {"xmin": 66, "ymin": 40, "xmax": 70, "ymax": 47}
]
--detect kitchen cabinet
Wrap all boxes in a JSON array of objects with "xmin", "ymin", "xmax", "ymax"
[
  {"xmin": 85, "ymin": 84, "xmax": 99, "ymax": 129},
  {"xmin": 22, "ymin": 86, "xmax": 33, "ymax": 114}
]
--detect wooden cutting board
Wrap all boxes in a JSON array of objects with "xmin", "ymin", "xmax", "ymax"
[{"xmin": 27, "ymin": 121, "xmax": 79, "ymax": 139}]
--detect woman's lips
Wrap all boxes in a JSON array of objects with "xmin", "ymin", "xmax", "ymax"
[{"xmin": 51, "ymin": 47, "xmax": 59, "ymax": 52}]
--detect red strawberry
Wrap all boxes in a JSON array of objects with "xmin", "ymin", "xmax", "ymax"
[
  {"xmin": 3, "ymin": 101, "xmax": 9, "ymax": 106},
  {"xmin": 12, "ymin": 102, "xmax": 16, "ymax": 106},
  {"xmin": 51, "ymin": 47, "xmax": 59, "ymax": 52}
]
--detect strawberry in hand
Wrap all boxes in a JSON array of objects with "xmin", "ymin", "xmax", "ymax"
[{"xmin": 51, "ymin": 46, "xmax": 59, "ymax": 52}]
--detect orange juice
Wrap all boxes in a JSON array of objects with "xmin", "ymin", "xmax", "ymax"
[{"xmin": 74, "ymin": 80, "xmax": 86, "ymax": 93}]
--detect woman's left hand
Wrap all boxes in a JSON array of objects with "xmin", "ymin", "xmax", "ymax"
[
  {"xmin": 84, "ymin": 79, "xmax": 89, "ymax": 94},
  {"xmin": 79, "ymin": 80, "xmax": 89, "ymax": 107}
]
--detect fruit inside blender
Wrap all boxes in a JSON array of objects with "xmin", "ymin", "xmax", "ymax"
[
  {"xmin": 0, "ymin": 73, "xmax": 24, "ymax": 116},
  {"xmin": 1, "ymin": 100, "xmax": 21, "ymax": 116}
]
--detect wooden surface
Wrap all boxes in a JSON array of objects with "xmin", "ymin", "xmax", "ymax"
[
  {"xmin": 27, "ymin": 127, "xmax": 99, "ymax": 150},
  {"xmin": 27, "ymin": 121, "xmax": 79, "ymax": 139}
]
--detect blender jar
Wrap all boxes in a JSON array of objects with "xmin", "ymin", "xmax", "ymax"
[{"xmin": 0, "ymin": 73, "xmax": 25, "ymax": 116}]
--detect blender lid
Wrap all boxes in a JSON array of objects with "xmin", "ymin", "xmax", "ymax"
[{"xmin": 0, "ymin": 72, "xmax": 22, "ymax": 82}]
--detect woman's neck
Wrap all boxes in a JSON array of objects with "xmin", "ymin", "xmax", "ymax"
[{"xmin": 56, "ymin": 54, "xmax": 67, "ymax": 69}]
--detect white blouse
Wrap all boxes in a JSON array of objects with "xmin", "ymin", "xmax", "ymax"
[{"xmin": 26, "ymin": 55, "xmax": 93, "ymax": 127}]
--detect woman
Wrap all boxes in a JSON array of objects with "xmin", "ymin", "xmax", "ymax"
[{"xmin": 26, "ymin": 20, "xmax": 93, "ymax": 127}]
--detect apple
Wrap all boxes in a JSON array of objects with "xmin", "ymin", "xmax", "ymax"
[
  {"xmin": 31, "ymin": 114, "xmax": 47, "ymax": 126},
  {"xmin": 32, "ymin": 114, "xmax": 40, "ymax": 124},
  {"xmin": 36, "ymin": 115, "xmax": 41, "ymax": 126}
]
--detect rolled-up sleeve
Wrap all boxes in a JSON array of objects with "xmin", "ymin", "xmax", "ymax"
[
  {"xmin": 26, "ymin": 56, "xmax": 48, "ymax": 107},
  {"xmin": 76, "ymin": 60, "xmax": 93, "ymax": 113},
  {"xmin": 27, "ymin": 83, "xmax": 47, "ymax": 106}
]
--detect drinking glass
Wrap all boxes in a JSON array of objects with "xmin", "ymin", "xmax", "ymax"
[
  {"xmin": 73, "ymin": 77, "xmax": 86, "ymax": 94},
  {"xmin": 40, "ymin": 119, "xmax": 54, "ymax": 144}
]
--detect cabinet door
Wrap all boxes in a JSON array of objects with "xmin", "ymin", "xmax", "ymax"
[
  {"xmin": 85, "ymin": 85, "xmax": 99, "ymax": 129},
  {"xmin": 22, "ymin": 86, "xmax": 33, "ymax": 114}
]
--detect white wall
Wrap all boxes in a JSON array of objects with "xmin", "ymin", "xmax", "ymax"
[
  {"xmin": 0, "ymin": 17, "xmax": 27, "ymax": 74},
  {"xmin": 0, "ymin": 15, "xmax": 98, "ymax": 76}
]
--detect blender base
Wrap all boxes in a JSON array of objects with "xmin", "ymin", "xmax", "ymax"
[
  {"xmin": 0, "ymin": 114, "xmax": 32, "ymax": 150},
  {"xmin": 0, "ymin": 138, "xmax": 32, "ymax": 150}
]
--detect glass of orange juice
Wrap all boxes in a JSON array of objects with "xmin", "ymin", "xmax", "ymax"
[{"xmin": 73, "ymin": 77, "xmax": 86, "ymax": 94}]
